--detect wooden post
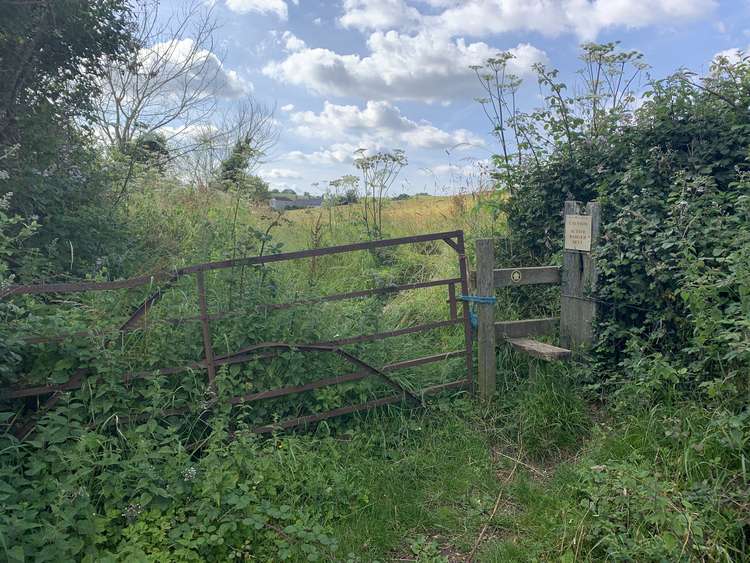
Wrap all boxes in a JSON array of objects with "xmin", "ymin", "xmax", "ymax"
[
  {"xmin": 196, "ymin": 271, "xmax": 217, "ymax": 394},
  {"xmin": 456, "ymin": 232, "xmax": 475, "ymax": 393},
  {"xmin": 475, "ymin": 238, "xmax": 496, "ymax": 400},
  {"xmin": 561, "ymin": 201, "xmax": 601, "ymax": 352}
]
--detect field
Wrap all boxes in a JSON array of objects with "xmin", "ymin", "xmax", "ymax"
[
  {"xmin": 3, "ymin": 184, "xmax": 748, "ymax": 561},
  {"xmin": 4, "ymin": 27, "xmax": 750, "ymax": 560}
]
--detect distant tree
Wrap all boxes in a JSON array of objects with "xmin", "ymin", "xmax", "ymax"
[
  {"xmin": 125, "ymin": 132, "xmax": 170, "ymax": 170},
  {"xmin": 0, "ymin": 0, "xmax": 134, "ymax": 277},
  {"xmin": 393, "ymin": 193, "xmax": 411, "ymax": 200},
  {"xmin": 342, "ymin": 188, "xmax": 359, "ymax": 204},
  {"xmin": 0, "ymin": 0, "xmax": 131, "ymax": 143},
  {"xmin": 180, "ymin": 98, "xmax": 276, "ymax": 191},
  {"xmin": 219, "ymin": 137, "xmax": 257, "ymax": 189},
  {"xmin": 244, "ymin": 174, "xmax": 269, "ymax": 203},
  {"xmin": 354, "ymin": 149, "xmax": 407, "ymax": 239},
  {"xmin": 329, "ymin": 175, "xmax": 359, "ymax": 204},
  {"xmin": 94, "ymin": 0, "xmax": 222, "ymax": 151}
]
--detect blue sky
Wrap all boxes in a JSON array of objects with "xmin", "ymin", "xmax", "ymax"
[{"xmin": 159, "ymin": 0, "xmax": 749, "ymax": 195}]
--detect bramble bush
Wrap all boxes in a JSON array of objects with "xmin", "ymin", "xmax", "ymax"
[
  {"xmin": 480, "ymin": 47, "xmax": 750, "ymax": 404},
  {"xmin": 475, "ymin": 44, "xmax": 750, "ymax": 559}
]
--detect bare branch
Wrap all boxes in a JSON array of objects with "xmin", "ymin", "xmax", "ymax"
[{"xmin": 93, "ymin": 0, "xmax": 238, "ymax": 151}]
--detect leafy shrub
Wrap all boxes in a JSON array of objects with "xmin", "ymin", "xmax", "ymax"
[
  {"xmin": 479, "ymin": 45, "xmax": 750, "ymax": 406},
  {"xmin": 572, "ymin": 458, "xmax": 739, "ymax": 561},
  {"xmin": 0, "ymin": 421, "xmax": 371, "ymax": 562}
]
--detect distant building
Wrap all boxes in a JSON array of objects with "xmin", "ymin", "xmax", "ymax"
[{"xmin": 269, "ymin": 197, "xmax": 323, "ymax": 211}]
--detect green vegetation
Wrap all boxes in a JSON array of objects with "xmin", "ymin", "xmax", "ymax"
[{"xmin": 0, "ymin": 5, "xmax": 748, "ymax": 561}]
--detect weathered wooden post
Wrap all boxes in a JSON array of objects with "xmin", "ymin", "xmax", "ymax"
[
  {"xmin": 475, "ymin": 238, "xmax": 496, "ymax": 399},
  {"xmin": 560, "ymin": 201, "xmax": 601, "ymax": 352}
]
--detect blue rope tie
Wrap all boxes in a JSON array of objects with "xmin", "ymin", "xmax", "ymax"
[
  {"xmin": 469, "ymin": 311, "xmax": 478, "ymax": 329},
  {"xmin": 458, "ymin": 294, "xmax": 496, "ymax": 329}
]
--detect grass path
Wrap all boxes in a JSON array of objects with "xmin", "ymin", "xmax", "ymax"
[{"xmin": 321, "ymin": 363, "xmax": 593, "ymax": 562}]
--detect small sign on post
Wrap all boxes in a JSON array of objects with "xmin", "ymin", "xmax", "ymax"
[
  {"xmin": 564, "ymin": 214, "xmax": 592, "ymax": 252},
  {"xmin": 561, "ymin": 201, "xmax": 600, "ymax": 352}
]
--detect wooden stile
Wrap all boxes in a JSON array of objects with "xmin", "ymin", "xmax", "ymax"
[{"xmin": 472, "ymin": 200, "xmax": 599, "ymax": 377}]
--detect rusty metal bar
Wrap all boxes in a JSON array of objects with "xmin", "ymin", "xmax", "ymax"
[
  {"xmin": 228, "ymin": 349, "xmax": 466, "ymax": 405},
  {"xmin": 99, "ymin": 378, "xmax": 471, "ymax": 436},
  {"xmin": 448, "ymin": 282, "xmax": 457, "ymax": 321},
  {"xmin": 12, "ymin": 369, "xmax": 87, "ymax": 440},
  {"xmin": 229, "ymin": 371, "xmax": 368, "ymax": 404},
  {"xmin": 443, "ymin": 236, "xmax": 461, "ymax": 253},
  {"xmin": 217, "ymin": 342, "xmax": 421, "ymax": 403},
  {"xmin": 299, "ymin": 319, "xmax": 461, "ymax": 347},
  {"xmin": 23, "ymin": 331, "xmax": 91, "ymax": 345},
  {"xmin": 252, "ymin": 378, "xmax": 469, "ymax": 433},
  {"xmin": 253, "ymin": 395, "xmax": 404, "ymax": 433},
  {"xmin": 195, "ymin": 272, "xmax": 216, "ymax": 391},
  {"xmin": 93, "ymin": 352, "xmax": 468, "ymax": 429},
  {"xmin": 2, "ymin": 231, "xmax": 462, "ymax": 299},
  {"xmin": 0, "ymin": 273, "xmax": 174, "ymax": 298},
  {"xmin": 178, "ymin": 230, "xmax": 463, "ymax": 275},
  {"xmin": 456, "ymin": 231, "xmax": 475, "ymax": 393},
  {"xmin": 4, "ymin": 344, "xmax": 466, "ymax": 402},
  {"xmin": 5, "ymin": 321, "xmax": 461, "ymax": 400},
  {"xmin": 210, "ymin": 322, "xmax": 460, "ymax": 363},
  {"xmin": 164, "ymin": 277, "xmax": 463, "ymax": 325},
  {"xmin": 120, "ymin": 274, "xmax": 180, "ymax": 331},
  {"xmin": 20, "ymin": 277, "xmax": 462, "ymax": 344},
  {"xmin": 383, "ymin": 349, "xmax": 466, "ymax": 371}
]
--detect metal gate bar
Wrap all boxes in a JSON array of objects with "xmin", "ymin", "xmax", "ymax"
[{"xmin": 2, "ymin": 230, "xmax": 473, "ymax": 437}]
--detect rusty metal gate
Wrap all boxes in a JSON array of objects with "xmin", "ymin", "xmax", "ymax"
[{"xmin": 1, "ymin": 230, "xmax": 474, "ymax": 439}]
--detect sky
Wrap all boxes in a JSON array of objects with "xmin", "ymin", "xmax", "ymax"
[{"xmin": 157, "ymin": 0, "xmax": 750, "ymax": 195}]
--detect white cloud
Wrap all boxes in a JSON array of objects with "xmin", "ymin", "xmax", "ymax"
[
  {"xmin": 284, "ymin": 143, "xmax": 362, "ymax": 165},
  {"xmin": 262, "ymin": 167, "xmax": 303, "ymax": 179},
  {"xmin": 262, "ymin": 0, "xmax": 713, "ymax": 102},
  {"xmin": 264, "ymin": 32, "xmax": 546, "ymax": 102},
  {"xmin": 713, "ymin": 47, "xmax": 748, "ymax": 64},
  {"xmin": 288, "ymin": 100, "xmax": 485, "ymax": 150},
  {"xmin": 420, "ymin": 160, "xmax": 489, "ymax": 176},
  {"xmin": 313, "ymin": 17, "xmax": 323, "ymax": 25},
  {"xmin": 337, "ymin": 0, "xmax": 715, "ymax": 40},
  {"xmin": 142, "ymin": 38, "xmax": 250, "ymax": 100},
  {"xmin": 340, "ymin": 0, "xmax": 422, "ymax": 32},
  {"xmin": 281, "ymin": 31, "xmax": 306, "ymax": 52},
  {"xmin": 426, "ymin": 0, "xmax": 715, "ymax": 41},
  {"xmin": 281, "ymin": 103, "xmax": 295, "ymax": 111},
  {"xmin": 226, "ymin": 0, "xmax": 288, "ymax": 19}
]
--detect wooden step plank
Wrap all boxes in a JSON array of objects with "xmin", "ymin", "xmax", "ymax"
[
  {"xmin": 506, "ymin": 338, "xmax": 571, "ymax": 361},
  {"xmin": 495, "ymin": 317, "xmax": 558, "ymax": 339}
]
